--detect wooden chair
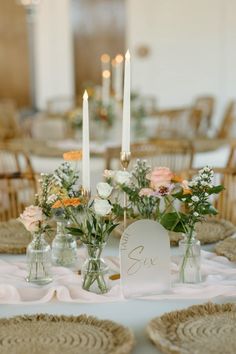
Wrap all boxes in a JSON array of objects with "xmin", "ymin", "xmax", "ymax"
[
  {"xmin": 0, "ymin": 144, "xmax": 34, "ymax": 174},
  {"xmin": 192, "ymin": 96, "xmax": 215, "ymax": 131},
  {"xmin": 0, "ymin": 101, "xmax": 22, "ymax": 140},
  {"xmin": 227, "ymin": 141, "xmax": 236, "ymax": 167},
  {"xmin": 217, "ymin": 101, "xmax": 236, "ymax": 139},
  {"xmin": 105, "ymin": 140, "xmax": 194, "ymax": 172},
  {"xmin": 150, "ymin": 106, "xmax": 204, "ymax": 139},
  {"xmin": 0, "ymin": 172, "xmax": 37, "ymax": 221}
]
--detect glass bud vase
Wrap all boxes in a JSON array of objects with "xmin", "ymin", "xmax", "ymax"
[
  {"xmin": 51, "ymin": 221, "xmax": 77, "ymax": 267},
  {"xmin": 26, "ymin": 232, "xmax": 53, "ymax": 285},
  {"xmin": 179, "ymin": 232, "xmax": 201, "ymax": 284},
  {"xmin": 81, "ymin": 243, "xmax": 110, "ymax": 294}
]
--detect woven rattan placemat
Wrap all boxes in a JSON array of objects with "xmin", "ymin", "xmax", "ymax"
[
  {"xmin": 215, "ymin": 237, "xmax": 236, "ymax": 262},
  {"xmin": 0, "ymin": 314, "xmax": 134, "ymax": 354},
  {"xmin": 0, "ymin": 219, "xmax": 55, "ymax": 254},
  {"xmin": 169, "ymin": 218, "xmax": 236, "ymax": 246},
  {"xmin": 147, "ymin": 303, "xmax": 236, "ymax": 354},
  {"xmin": 114, "ymin": 218, "xmax": 235, "ymax": 246}
]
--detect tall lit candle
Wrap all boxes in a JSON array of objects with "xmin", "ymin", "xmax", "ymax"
[
  {"xmin": 102, "ymin": 70, "xmax": 110, "ymax": 106},
  {"xmin": 100, "ymin": 53, "xmax": 110, "ymax": 71},
  {"xmin": 82, "ymin": 90, "xmax": 90, "ymax": 191},
  {"xmin": 122, "ymin": 50, "xmax": 131, "ymax": 153},
  {"xmin": 115, "ymin": 54, "xmax": 124, "ymax": 101}
]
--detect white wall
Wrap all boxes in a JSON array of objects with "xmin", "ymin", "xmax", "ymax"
[
  {"xmin": 34, "ymin": 0, "xmax": 74, "ymax": 110},
  {"xmin": 126, "ymin": 0, "xmax": 236, "ymax": 126}
]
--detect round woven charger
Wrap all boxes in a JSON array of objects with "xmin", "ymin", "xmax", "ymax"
[
  {"xmin": 169, "ymin": 218, "xmax": 236, "ymax": 246},
  {"xmin": 0, "ymin": 314, "xmax": 134, "ymax": 354},
  {"xmin": 215, "ymin": 237, "xmax": 236, "ymax": 261},
  {"xmin": 147, "ymin": 302, "xmax": 236, "ymax": 354},
  {"xmin": 114, "ymin": 218, "xmax": 235, "ymax": 246},
  {"xmin": 0, "ymin": 219, "xmax": 55, "ymax": 254}
]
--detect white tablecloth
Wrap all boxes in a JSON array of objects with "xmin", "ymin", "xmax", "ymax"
[
  {"xmin": 1, "ymin": 246, "xmax": 236, "ymax": 304},
  {"xmin": 1, "ymin": 237, "xmax": 236, "ymax": 354}
]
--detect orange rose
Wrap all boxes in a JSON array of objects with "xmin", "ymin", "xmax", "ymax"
[
  {"xmin": 182, "ymin": 180, "xmax": 192, "ymax": 195},
  {"xmin": 171, "ymin": 174, "xmax": 183, "ymax": 183},
  {"xmin": 52, "ymin": 198, "xmax": 81, "ymax": 209},
  {"xmin": 63, "ymin": 150, "xmax": 82, "ymax": 161}
]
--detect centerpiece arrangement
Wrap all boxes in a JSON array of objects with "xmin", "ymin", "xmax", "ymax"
[
  {"xmin": 105, "ymin": 160, "xmax": 223, "ymax": 283},
  {"xmin": 56, "ymin": 182, "xmax": 118, "ymax": 294}
]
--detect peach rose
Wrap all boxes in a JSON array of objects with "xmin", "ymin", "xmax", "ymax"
[
  {"xmin": 19, "ymin": 205, "xmax": 43, "ymax": 233},
  {"xmin": 147, "ymin": 167, "xmax": 173, "ymax": 190}
]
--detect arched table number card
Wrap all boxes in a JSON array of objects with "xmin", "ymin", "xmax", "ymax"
[{"xmin": 119, "ymin": 220, "xmax": 171, "ymax": 298}]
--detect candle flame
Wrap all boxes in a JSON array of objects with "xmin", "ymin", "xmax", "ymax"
[
  {"xmin": 102, "ymin": 70, "xmax": 111, "ymax": 79},
  {"xmin": 83, "ymin": 90, "xmax": 88, "ymax": 100},
  {"xmin": 115, "ymin": 54, "xmax": 124, "ymax": 64},
  {"xmin": 101, "ymin": 53, "xmax": 110, "ymax": 63},
  {"xmin": 125, "ymin": 50, "xmax": 130, "ymax": 60}
]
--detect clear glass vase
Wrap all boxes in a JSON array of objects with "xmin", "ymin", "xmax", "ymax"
[
  {"xmin": 81, "ymin": 243, "xmax": 110, "ymax": 294},
  {"xmin": 51, "ymin": 221, "xmax": 77, "ymax": 267},
  {"xmin": 26, "ymin": 232, "xmax": 53, "ymax": 285},
  {"xmin": 179, "ymin": 232, "xmax": 201, "ymax": 284}
]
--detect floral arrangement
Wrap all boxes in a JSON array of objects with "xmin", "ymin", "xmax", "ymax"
[
  {"xmin": 105, "ymin": 160, "xmax": 224, "ymax": 236},
  {"xmin": 66, "ymin": 181, "xmax": 118, "ymax": 245},
  {"xmin": 59, "ymin": 181, "xmax": 119, "ymax": 293},
  {"xmin": 36, "ymin": 151, "xmax": 83, "ymax": 221},
  {"xmin": 64, "ymin": 108, "xmax": 83, "ymax": 130},
  {"xmin": 19, "ymin": 151, "xmax": 82, "ymax": 233},
  {"xmin": 92, "ymin": 100, "xmax": 115, "ymax": 128}
]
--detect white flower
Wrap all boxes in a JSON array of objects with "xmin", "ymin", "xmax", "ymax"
[
  {"xmin": 193, "ymin": 212, "xmax": 199, "ymax": 217},
  {"xmin": 188, "ymin": 181, "xmax": 197, "ymax": 187},
  {"xmin": 114, "ymin": 171, "xmax": 131, "ymax": 185},
  {"xmin": 201, "ymin": 173, "xmax": 208, "ymax": 179},
  {"xmin": 205, "ymin": 192, "xmax": 209, "ymax": 197},
  {"xmin": 201, "ymin": 181, "xmax": 208, "ymax": 186},
  {"xmin": 191, "ymin": 196, "xmax": 199, "ymax": 202},
  {"xmin": 103, "ymin": 169, "xmax": 115, "ymax": 179},
  {"xmin": 19, "ymin": 205, "xmax": 44, "ymax": 232},
  {"xmin": 94, "ymin": 199, "xmax": 112, "ymax": 216},
  {"xmin": 46, "ymin": 194, "xmax": 58, "ymax": 205},
  {"xmin": 96, "ymin": 182, "xmax": 113, "ymax": 199}
]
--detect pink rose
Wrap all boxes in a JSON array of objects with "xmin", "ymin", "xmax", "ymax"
[
  {"xmin": 139, "ymin": 188, "xmax": 154, "ymax": 197},
  {"xmin": 19, "ymin": 205, "xmax": 43, "ymax": 233},
  {"xmin": 147, "ymin": 167, "xmax": 173, "ymax": 190}
]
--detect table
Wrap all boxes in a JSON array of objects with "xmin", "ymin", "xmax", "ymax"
[{"xmin": 1, "ymin": 236, "xmax": 235, "ymax": 354}]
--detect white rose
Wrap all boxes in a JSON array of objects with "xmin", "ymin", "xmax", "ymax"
[
  {"xmin": 19, "ymin": 205, "xmax": 43, "ymax": 232},
  {"xmin": 96, "ymin": 182, "xmax": 113, "ymax": 199},
  {"xmin": 114, "ymin": 171, "xmax": 131, "ymax": 185},
  {"xmin": 94, "ymin": 199, "xmax": 112, "ymax": 216}
]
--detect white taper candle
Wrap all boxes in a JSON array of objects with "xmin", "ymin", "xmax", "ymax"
[
  {"xmin": 82, "ymin": 90, "xmax": 90, "ymax": 191},
  {"xmin": 121, "ymin": 50, "xmax": 131, "ymax": 153}
]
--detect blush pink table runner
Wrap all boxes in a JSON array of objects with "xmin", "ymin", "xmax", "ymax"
[{"xmin": 0, "ymin": 249, "xmax": 236, "ymax": 304}]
